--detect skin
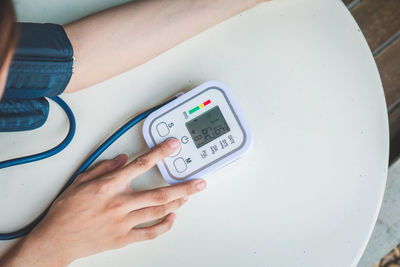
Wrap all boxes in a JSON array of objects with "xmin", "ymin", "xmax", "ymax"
[
  {"xmin": 0, "ymin": 0, "xmax": 268, "ymax": 265},
  {"xmin": 0, "ymin": 52, "xmax": 12, "ymax": 97},
  {"xmin": 64, "ymin": 0, "xmax": 267, "ymax": 92},
  {"xmin": 0, "ymin": 139, "xmax": 206, "ymax": 266}
]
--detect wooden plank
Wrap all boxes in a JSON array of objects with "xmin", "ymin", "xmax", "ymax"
[
  {"xmin": 375, "ymin": 36, "xmax": 400, "ymax": 165},
  {"xmin": 351, "ymin": 0, "xmax": 400, "ymax": 52},
  {"xmin": 375, "ymin": 37, "xmax": 400, "ymax": 109},
  {"xmin": 343, "ymin": 0, "xmax": 354, "ymax": 7},
  {"xmin": 390, "ymin": 106, "xmax": 400, "ymax": 164},
  {"xmin": 377, "ymin": 38, "xmax": 400, "ymax": 163}
]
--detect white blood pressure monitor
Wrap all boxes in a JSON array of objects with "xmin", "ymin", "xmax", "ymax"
[{"xmin": 143, "ymin": 81, "xmax": 253, "ymax": 184}]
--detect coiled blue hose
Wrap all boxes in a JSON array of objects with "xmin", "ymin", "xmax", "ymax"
[
  {"xmin": 0, "ymin": 96, "xmax": 76, "ymax": 170},
  {"xmin": 0, "ymin": 96, "xmax": 176, "ymax": 240}
]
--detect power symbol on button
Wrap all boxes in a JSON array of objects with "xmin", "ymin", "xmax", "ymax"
[{"xmin": 181, "ymin": 136, "xmax": 189, "ymax": 144}]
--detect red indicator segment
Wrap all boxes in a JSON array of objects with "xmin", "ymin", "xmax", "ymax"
[{"xmin": 203, "ymin": 100, "xmax": 211, "ymax": 106}]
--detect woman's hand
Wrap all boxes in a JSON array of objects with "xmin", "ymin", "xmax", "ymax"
[{"xmin": 1, "ymin": 138, "xmax": 206, "ymax": 267}]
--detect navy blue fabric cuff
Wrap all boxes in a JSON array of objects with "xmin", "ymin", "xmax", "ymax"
[
  {"xmin": 0, "ymin": 98, "xmax": 49, "ymax": 132},
  {"xmin": 0, "ymin": 23, "xmax": 73, "ymax": 132},
  {"xmin": 4, "ymin": 23, "xmax": 74, "ymax": 99}
]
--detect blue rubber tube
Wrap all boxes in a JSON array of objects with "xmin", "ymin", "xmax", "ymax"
[{"xmin": 0, "ymin": 96, "xmax": 76, "ymax": 169}]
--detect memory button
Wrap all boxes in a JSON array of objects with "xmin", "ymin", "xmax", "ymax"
[{"xmin": 173, "ymin": 157, "xmax": 187, "ymax": 173}]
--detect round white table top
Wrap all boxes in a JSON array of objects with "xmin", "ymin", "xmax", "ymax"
[{"xmin": 0, "ymin": 0, "xmax": 389, "ymax": 266}]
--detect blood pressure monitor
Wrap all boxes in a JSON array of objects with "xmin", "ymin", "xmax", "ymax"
[{"xmin": 143, "ymin": 81, "xmax": 253, "ymax": 184}]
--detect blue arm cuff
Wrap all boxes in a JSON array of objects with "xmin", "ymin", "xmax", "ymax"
[{"xmin": 4, "ymin": 23, "xmax": 74, "ymax": 99}]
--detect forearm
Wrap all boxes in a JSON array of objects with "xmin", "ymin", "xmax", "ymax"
[
  {"xmin": 64, "ymin": 0, "xmax": 266, "ymax": 92},
  {"xmin": 0, "ymin": 234, "xmax": 70, "ymax": 267}
]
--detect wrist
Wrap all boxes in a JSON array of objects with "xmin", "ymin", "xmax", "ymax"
[{"xmin": 26, "ymin": 230, "xmax": 73, "ymax": 267}]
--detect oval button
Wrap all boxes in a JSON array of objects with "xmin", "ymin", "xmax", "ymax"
[
  {"xmin": 156, "ymin": 122, "xmax": 170, "ymax": 137},
  {"xmin": 173, "ymin": 158, "xmax": 187, "ymax": 173}
]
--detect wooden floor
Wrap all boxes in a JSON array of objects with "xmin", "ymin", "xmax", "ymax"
[{"xmin": 343, "ymin": 0, "xmax": 400, "ymax": 165}]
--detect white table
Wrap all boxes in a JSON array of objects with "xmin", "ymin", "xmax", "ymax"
[{"xmin": 0, "ymin": 0, "xmax": 389, "ymax": 266}]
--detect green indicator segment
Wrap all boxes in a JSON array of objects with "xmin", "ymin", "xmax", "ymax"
[{"xmin": 189, "ymin": 106, "xmax": 200, "ymax": 114}]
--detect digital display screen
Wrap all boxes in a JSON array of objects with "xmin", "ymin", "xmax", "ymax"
[{"xmin": 185, "ymin": 106, "xmax": 230, "ymax": 148}]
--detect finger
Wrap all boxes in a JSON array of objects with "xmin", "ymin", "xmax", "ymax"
[
  {"xmin": 127, "ymin": 213, "xmax": 176, "ymax": 242},
  {"xmin": 114, "ymin": 139, "xmax": 180, "ymax": 185},
  {"xmin": 125, "ymin": 198, "xmax": 187, "ymax": 228},
  {"xmin": 124, "ymin": 179, "xmax": 206, "ymax": 211},
  {"xmin": 75, "ymin": 154, "xmax": 128, "ymax": 184}
]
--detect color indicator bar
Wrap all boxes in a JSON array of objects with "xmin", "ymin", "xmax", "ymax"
[
  {"xmin": 189, "ymin": 106, "xmax": 200, "ymax": 114},
  {"xmin": 189, "ymin": 100, "xmax": 211, "ymax": 114},
  {"xmin": 203, "ymin": 100, "xmax": 211, "ymax": 106}
]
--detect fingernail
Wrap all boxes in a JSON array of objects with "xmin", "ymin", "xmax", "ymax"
[
  {"xmin": 195, "ymin": 180, "xmax": 206, "ymax": 191},
  {"xmin": 166, "ymin": 138, "xmax": 180, "ymax": 150},
  {"xmin": 183, "ymin": 196, "xmax": 189, "ymax": 202},
  {"xmin": 113, "ymin": 154, "xmax": 125, "ymax": 163}
]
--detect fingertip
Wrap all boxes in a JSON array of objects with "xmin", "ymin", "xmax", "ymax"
[
  {"xmin": 168, "ymin": 213, "xmax": 177, "ymax": 222},
  {"xmin": 164, "ymin": 138, "xmax": 180, "ymax": 153},
  {"xmin": 121, "ymin": 154, "xmax": 129, "ymax": 162},
  {"xmin": 189, "ymin": 178, "xmax": 206, "ymax": 183},
  {"xmin": 194, "ymin": 179, "xmax": 207, "ymax": 191},
  {"xmin": 114, "ymin": 154, "xmax": 128, "ymax": 164}
]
